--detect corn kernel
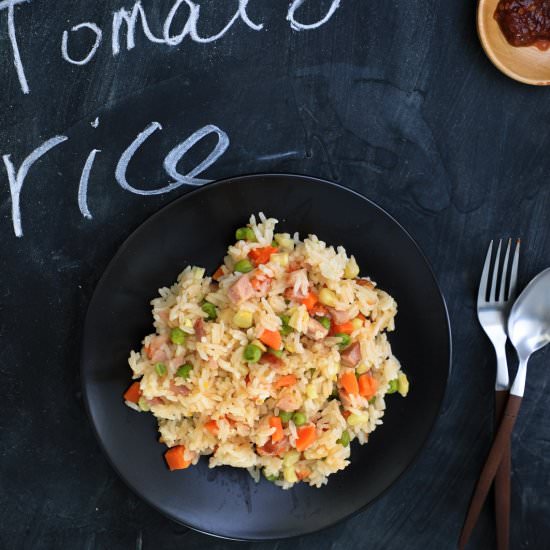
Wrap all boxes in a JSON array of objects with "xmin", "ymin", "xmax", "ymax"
[
  {"xmin": 183, "ymin": 319, "xmax": 193, "ymax": 328},
  {"xmin": 351, "ymin": 318, "xmax": 363, "ymax": 331},
  {"xmin": 271, "ymin": 252, "xmax": 289, "ymax": 267},
  {"xmin": 283, "ymin": 450, "xmax": 300, "ymax": 467},
  {"xmin": 319, "ymin": 288, "xmax": 337, "ymax": 307},
  {"xmin": 306, "ymin": 384, "xmax": 318, "ymax": 399},
  {"xmin": 344, "ymin": 256, "xmax": 359, "ymax": 279},
  {"xmin": 398, "ymin": 372, "xmax": 409, "ymax": 397},
  {"xmin": 233, "ymin": 310, "xmax": 253, "ymax": 329},
  {"xmin": 274, "ymin": 233, "xmax": 295, "ymax": 250},
  {"xmin": 252, "ymin": 339, "xmax": 266, "ymax": 352},
  {"xmin": 347, "ymin": 413, "xmax": 369, "ymax": 426},
  {"xmin": 355, "ymin": 363, "xmax": 369, "ymax": 375},
  {"xmin": 283, "ymin": 466, "xmax": 298, "ymax": 483}
]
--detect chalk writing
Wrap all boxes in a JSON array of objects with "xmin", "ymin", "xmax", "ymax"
[
  {"xmin": 78, "ymin": 149, "xmax": 101, "ymax": 220},
  {"xmin": 115, "ymin": 122, "xmax": 229, "ymax": 195},
  {"xmin": 61, "ymin": 22, "xmax": 103, "ymax": 65},
  {"xmin": 2, "ymin": 0, "xmax": 343, "ymax": 93},
  {"xmin": 3, "ymin": 136, "xmax": 68, "ymax": 237}
]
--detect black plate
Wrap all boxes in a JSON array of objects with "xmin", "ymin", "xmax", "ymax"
[{"xmin": 81, "ymin": 174, "xmax": 451, "ymax": 540}]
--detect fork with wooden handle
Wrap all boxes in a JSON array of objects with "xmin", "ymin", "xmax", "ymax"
[{"xmin": 461, "ymin": 239, "xmax": 520, "ymax": 550}]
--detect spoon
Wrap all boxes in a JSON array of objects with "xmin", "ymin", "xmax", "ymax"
[
  {"xmin": 459, "ymin": 268, "xmax": 550, "ymax": 549},
  {"xmin": 478, "ymin": 0, "xmax": 550, "ymax": 86}
]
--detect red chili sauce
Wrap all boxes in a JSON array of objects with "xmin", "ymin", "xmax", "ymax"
[{"xmin": 495, "ymin": 0, "xmax": 550, "ymax": 50}]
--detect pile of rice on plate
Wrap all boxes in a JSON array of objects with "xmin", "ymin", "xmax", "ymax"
[{"xmin": 124, "ymin": 213, "xmax": 409, "ymax": 489}]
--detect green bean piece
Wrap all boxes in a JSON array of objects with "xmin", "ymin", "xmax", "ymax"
[
  {"xmin": 176, "ymin": 364, "xmax": 193, "ymax": 379},
  {"xmin": 201, "ymin": 301, "xmax": 217, "ymax": 320},
  {"xmin": 335, "ymin": 333, "xmax": 351, "ymax": 349},
  {"xmin": 155, "ymin": 362, "xmax": 167, "ymax": 376},
  {"xmin": 243, "ymin": 344, "xmax": 262, "ymax": 363},
  {"xmin": 234, "ymin": 259, "xmax": 254, "ymax": 273},
  {"xmin": 292, "ymin": 411, "xmax": 306, "ymax": 426},
  {"xmin": 170, "ymin": 327, "xmax": 187, "ymax": 345},
  {"xmin": 318, "ymin": 316, "xmax": 331, "ymax": 330},
  {"xmin": 279, "ymin": 411, "xmax": 293, "ymax": 423},
  {"xmin": 235, "ymin": 227, "xmax": 257, "ymax": 242},
  {"xmin": 337, "ymin": 430, "xmax": 350, "ymax": 447}
]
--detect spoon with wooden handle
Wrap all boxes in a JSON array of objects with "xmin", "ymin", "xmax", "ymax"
[{"xmin": 459, "ymin": 268, "xmax": 550, "ymax": 549}]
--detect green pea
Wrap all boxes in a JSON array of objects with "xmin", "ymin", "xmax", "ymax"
[
  {"xmin": 176, "ymin": 364, "xmax": 193, "ymax": 379},
  {"xmin": 234, "ymin": 259, "xmax": 254, "ymax": 273},
  {"xmin": 280, "ymin": 315, "xmax": 292, "ymax": 335},
  {"xmin": 201, "ymin": 301, "xmax": 217, "ymax": 320},
  {"xmin": 387, "ymin": 379, "xmax": 398, "ymax": 394},
  {"xmin": 155, "ymin": 362, "xmax": 167, "ymax": 376},
  {"xmin": 263, "ymin": 469, "xmax": 278, "ymax": 482},
  {"xmin": 170, "ymin": 327, "xmax": 187, "ymax": 345},
  {"xmin": 292, "ymin": 412, "xmax": 307, "ymax": 426},
  {"xmin": 235, "ymin": 227, "xmax": 257, "ymax": 242},
  {"xmin": 243, "ymin": 344, "xmax": 262, "ymax": 363},
  {"xmin": 318, "ymin": 316, "xmax": 331, "ymax": 330},
  {"xmin": 337, "ymin": 430, "xmax": 350, "ymax": 447},
  {"xmin": 335, "ymin": 333, "xmax": 351, "ymax": 349},
  {"xmin": 270, "ymin": 348, "xmax": 284, "ymax": 358},
  {"xmin": 279, "ymin": 411, "xmax": 293, "ymax": 423},
  {"xmin": 138, "ymin": 397, "xmax": 150, "ymax": 411}
]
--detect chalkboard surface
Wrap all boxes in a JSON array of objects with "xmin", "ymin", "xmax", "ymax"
[{"xmin": 1, "ymin": 1, "xmax": 549, "ymax": 549}]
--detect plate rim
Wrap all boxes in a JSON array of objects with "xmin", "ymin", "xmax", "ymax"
[{"xmin": 81, "ymin": 172, "xmax": 452, "ymax": 541}]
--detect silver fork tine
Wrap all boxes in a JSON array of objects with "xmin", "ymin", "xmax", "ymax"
[
  {"xmin": 498, "ymin": 239, "xmax": 511, "ymax": 302},
  {"xmin": 489, "ymin": 239, "xmax": 502, "ymax": 302},
  {"xmin": 508, "ymin": 239, "xmax": 521, "ymax": 300},
  {"xmin": 478, "ymin": 240, "xmax": 493, "ymax": 305}
]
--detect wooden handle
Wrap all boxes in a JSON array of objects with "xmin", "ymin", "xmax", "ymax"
[
  {"xmin": 494, "ymin": 390, "xmax": 511, "ymax": 550},
  {"xmin": 458, "ymin": 394, "xmax": 522, "ymax": 550}
]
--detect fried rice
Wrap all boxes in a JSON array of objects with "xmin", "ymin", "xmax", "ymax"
[{"xmin": 125, "ymin": 213, "xmax": 409, "ymax": 488}]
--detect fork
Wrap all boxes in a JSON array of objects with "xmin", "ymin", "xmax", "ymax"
[{"xmin": 459, "ymin": 239, "xmax": 520, "ymax": 550}]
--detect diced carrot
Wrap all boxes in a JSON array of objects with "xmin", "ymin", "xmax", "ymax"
[
  {"xmin": 296, "ymin": 468, "xmax": 311, "ymax": 480},
  {"xmin": 274, "ymin": 374, "xmax": 297, "ymax": 389},
  {"xmin": 300, "ymin": 291, "xmax": 318, "ymax": 311},
  {"xmin": 339, "ymin": 371, "xmax": 359, "ymax": 395},
  {"xmin": 358, "ymin": 374, "xmax": 379, "ymax": 399},
  {"xmin": 248, "ymin": 246, "xmax": 278, "ymax": 266},
  {"xmin": 204, "ymin": 420, "xmax": 219, "ymax": 436},
  {"xmin": 259, "ymin": 353, "xmax": 283, "ymax": 367},
  {"xmin": 269, "ymin": 416, "xmax": 284, "ymax": 443},
  {"xmin": 212, "ymin": 266, "xmax": 225, "ymax": 281},
  {"xmin": 259, "ymin": 329, "xmax": 282, "ymax": 350},
  {"xmin": 295, "ymin": 425, "xmax": 317, "ymax": 452},
  {"xmin": 164, "ymin": 445, "xmax": 191, "ymax": 471},
  {"xmin": 342, "ymin": 410, "xmax": 351, "ymax": 419},
  {"xmin": 331, "ymin": 321, "xmax": 355, "ymax": 335},
  {"xmin": 310, "ymin": 303, "xmax": 328, "ymax": 316},
  {"xmin": 123, "ymin": 381, "xmax": 141, "ymax": 403},
  {"xmin": 357, "ymin": 313, "xmax": 366, "ymax": 322}
]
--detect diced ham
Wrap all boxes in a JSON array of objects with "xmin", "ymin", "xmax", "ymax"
[
  {"xmin": 258, "ymin": 353, "xmax": 283, "ymax": 368},
  {"xmin": 194, "ymin": 318, "xmax": 205, "ymax": 340},
  {"xmin": 257, "ymin": 436, "xmax": 290, "ymax": 456},
  {"xmin": 327, "ymin": 307, "xmax": 352, "ymax": 324},
  {"xmin": 144, "ymin": 334, "xmax": 169, "ymax": 360},
  {"xmin": 170, "ymin": 383, "xmax": 190, "ymax": 396},
  {"xmin": 276, "ymin": 389, "xmax": 302, "ymax": 412},
  {"xmin": 147, "ymin": 397, "xmax": 165, "ymax": 406},
  {"xmin": 340, "ymin": 342, "xmax": 362, "ymax": 367},
  {"xmin": 227, "ymin": 275, "xmax": 255, "ymax": 304},
  {"xmin": 305, "ymin": 317, "xmax": 329, "ymax": 340},
  {"xmin": 356, "ymin": 278, "xmax": 375, "ymax": 289}
]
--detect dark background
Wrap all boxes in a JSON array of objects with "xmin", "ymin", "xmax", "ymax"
[{"xmin": 1, "ymin": 1, "xmax": 549, "ymax": 549}]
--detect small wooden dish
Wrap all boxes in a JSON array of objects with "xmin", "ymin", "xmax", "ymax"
[{"xmin": 478, "ymin": 0, "xmax": 550, "ymax": 85}]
